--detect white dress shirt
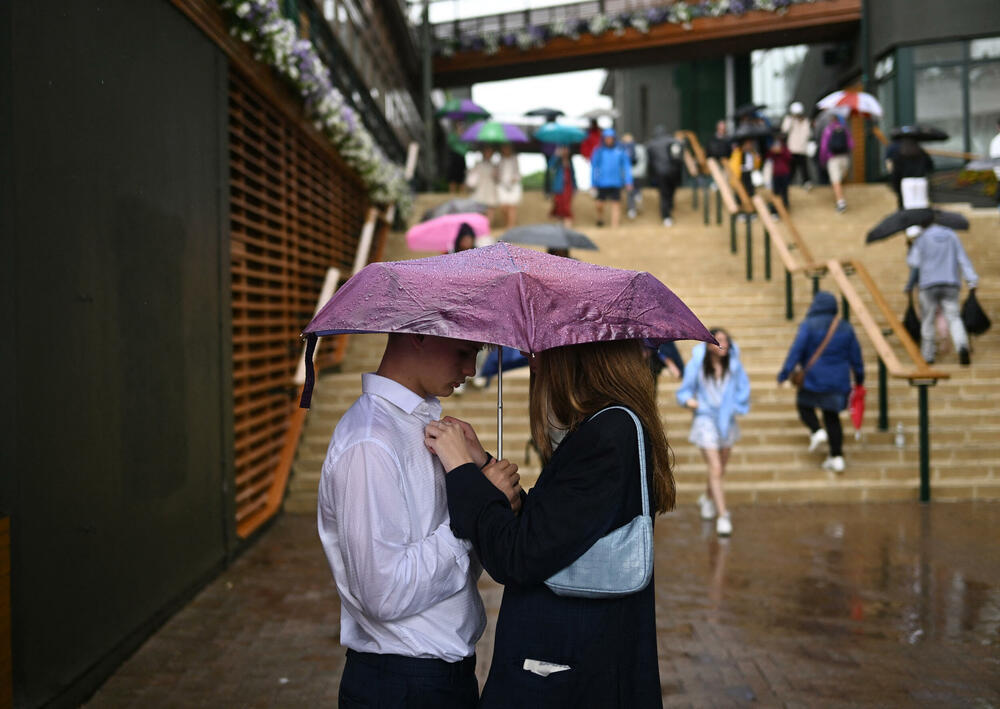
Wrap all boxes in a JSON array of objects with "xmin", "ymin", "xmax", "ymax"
[{"xmin": 317, "ymin": 373, "xmax": 485, "ymax": 662}]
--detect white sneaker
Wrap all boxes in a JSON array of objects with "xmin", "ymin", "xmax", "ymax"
[
  {"xmin": 716, "ymin": 513, "xmax": 732, "ymax": 536},
  {"xmin": 808, "ymin": 428, "xmax": 828, "ymax": 452},
  {"xmin": 627, "ymin": 209, "xmax": 637, "ymax": 219},
  {"xmin": 698, "ymin": 494, "xmax": 716, "ymax": 520},
  {"xmin": 663, "ymin": 218, "xmax": 673, "ymax": 227},
  {"xmin": 822, "ymin": 456, "xmax": 845, "ymax": 473}
]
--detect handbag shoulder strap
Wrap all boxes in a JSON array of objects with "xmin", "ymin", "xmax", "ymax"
[
  {"xmin": 804, "ymin": 315, "xmax": 841, "ymax": 374},
  {"xmin": 588, "ymin": 406, "xmax": 649, "ymax": 518}
]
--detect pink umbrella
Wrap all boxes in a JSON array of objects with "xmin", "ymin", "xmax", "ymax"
[
  {"xmin": 405, "ymin": 212, "xmax": 490, "ymax": 252},
  {"xmin": 299, "ymin": 244, "xmax": 715, "ymax": 453},
  {"xmin": 816, "ymin": 90, "xmax": 883, "ymax": 118}
]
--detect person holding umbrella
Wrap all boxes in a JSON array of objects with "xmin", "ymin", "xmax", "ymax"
[
  {"xmin": 446, "ymin": 121, "xmax": 469, "ymax": 194},
  {"xmin": 646, "ymin": 125, "xmax": 684, "ymax": 227},
  {"xmin": 548, "ymin": 145, "xmax": 578, "ymax": 227},
  {"xmin": 676, "ymin": 329, "xmax": 750, "ymax": 537},
  {"xmin": 427, "ymin": 338, "xmax": 673, "ymax": 708},
  {"xmin": 781, "ymin": 102, "xmax": 813, "ymax": 190},
  {"xmin": 318, "ymin": 333, "xmax": 516, "ymax": 709},
  {"xmin": 905, "ymin": 214, "xmax": 979, "ymax": 365},
  {"xmin": 590, "ymin": 128, "xmax": 634, "ymax": 228},
  {"xmin": 777, "ymin": 291, "xmax": 865, "ymax": 474}
]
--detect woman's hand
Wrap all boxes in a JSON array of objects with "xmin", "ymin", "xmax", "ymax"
[
  {"xmin": 482, "ymin": 458, "xmax": 522, "ymax": 513},
  {"xmin": 686, "ymin": 398, "xmax": 699, "ymax": 410},
  {"xmin": 440, "ymin": 416, "xmax": 488, "ymax": 468},
  {"xmin": 424, "ymin": 420, "xmax": 476, "ymax": 471}
]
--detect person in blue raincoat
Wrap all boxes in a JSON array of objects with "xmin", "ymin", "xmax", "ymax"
[
  {"xmin": 676, "ymin": 329, "xmax": 750, "ymax": 537},
  {"xmin": 590, "ymin": 128, "xmax": 633, "ymax": 229},
  {"xmin": 777, "ymin": 291, "xmax": 864, "ymax": 475}
]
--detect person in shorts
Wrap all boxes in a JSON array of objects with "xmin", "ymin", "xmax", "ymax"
[
  {"xmin": 590, "ymin": 128, "xmax": 633, "ymax": 228},
  {"xmin": 820, "ymin": 116, "xmax": 854, "ymax": 212},
  {"xmin": 676, "ymin": 329, "xmax": 750, "ymax": 537}
]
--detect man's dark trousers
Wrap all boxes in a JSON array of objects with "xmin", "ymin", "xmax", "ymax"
[
  {"xmin": 658, "ymin": 178, "xmax": 678, "ymax": 219},
  {"xmin": 339, "ymin": 649, "xmax": 478, "ymax": 708}
]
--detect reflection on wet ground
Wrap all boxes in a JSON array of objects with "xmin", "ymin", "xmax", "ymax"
[{"xmin": 88, "ymin": 502, "xmax": 1000, "ymax": 707}]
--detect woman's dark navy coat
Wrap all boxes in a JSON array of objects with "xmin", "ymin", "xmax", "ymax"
[
  {"xmin": 446, "ymin": 407, "xmax": 662, "ymax": 709},
  {"xmin": 777, "ymin": 290, "xmax": 865, "ymax": 395}
]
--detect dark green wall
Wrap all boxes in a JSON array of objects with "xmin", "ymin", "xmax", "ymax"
[
  {"xmin": 868, "ymin": 0, "xmax": 1000, "ymax": 58},
  {"xmin": 1, "ymin": 2, "xmax": 233, "ymax": 706},
  {"xmin": 675, "ymin": 55, "xmax": 751, "ymax": 149}
]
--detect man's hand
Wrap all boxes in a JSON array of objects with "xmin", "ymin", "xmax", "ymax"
[
  {"xmin": 440, "ymin": 416, "xmax": 487, "ymax": 468},
  {"xmin": 482, "ymin": 459, "xmax": 522, "ymax": 513},
  {"xmin": 424, "ymin": 420, "xmax": 475, "ymax": 471}
]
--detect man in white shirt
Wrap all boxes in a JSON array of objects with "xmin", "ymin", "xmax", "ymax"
[{"xmin": 318, "ymin": 333, "xmax": 520, "ymax": 708}]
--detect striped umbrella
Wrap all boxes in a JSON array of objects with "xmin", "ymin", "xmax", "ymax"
[{"xmin": 816, "ymin": 90, "xmax": 883, "ymax": 118}]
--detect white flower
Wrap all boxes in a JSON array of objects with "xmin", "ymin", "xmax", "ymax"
[{"xmin": 235, "ymin": 2, "xmax": 251, "ymax": 17}]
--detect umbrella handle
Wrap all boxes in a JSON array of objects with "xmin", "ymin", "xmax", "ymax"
[{"xmin": 496, "ymin": 348, "xmax": 503, "ymax": 460}]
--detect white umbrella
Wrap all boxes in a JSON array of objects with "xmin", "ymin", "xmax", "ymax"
[
  {"xmin": 581, "ymin": 107, "xmax": 619, "ymax": 120},
  {"xmin": 816, "ymin": 90, "xmax": 883, "ymax": 118}
]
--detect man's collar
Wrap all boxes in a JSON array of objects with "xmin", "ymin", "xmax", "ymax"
[{"xmin": 362, "ymin": 373, "xmax": 442, "ymax": 419}]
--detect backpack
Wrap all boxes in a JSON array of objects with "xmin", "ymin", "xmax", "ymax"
[{"xmin": 829, "ymin": 127, "xmax": 849, "ymax": 155}]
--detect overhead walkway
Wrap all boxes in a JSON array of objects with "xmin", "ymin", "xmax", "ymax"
[{"xmin": 431, "ymin": 0, "xmax": 861, "ymax": 85}]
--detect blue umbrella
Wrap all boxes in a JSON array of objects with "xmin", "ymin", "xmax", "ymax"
[{"xmin": 534, "ymin": 123, "xmax": 587, "ymax": 145}]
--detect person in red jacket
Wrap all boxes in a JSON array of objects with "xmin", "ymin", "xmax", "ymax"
[
  {"xmin": 580, "ymin": 119, "xmax": 602, "ymax": 161},
  {"xmin": 768, "ymin": 133, "xmax": 794, "ymax": 209}
]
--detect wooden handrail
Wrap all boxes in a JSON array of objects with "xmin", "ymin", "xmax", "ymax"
[
  {"xmin": 729, "ymin": 172, "xmax": 755, "ymax": 213},
  {"xmin": 677, "ymin": 130, "xmax": 708, "ymax": 173},
  {"xmin": 825, "ymin": 260, "xmax": 949, "ymax": 381},
  {"xmin": 764, "ymin": 193, "xmax": 819, "ymax": 268},
  {"xmin": 705, "ymin": 157, "xmax": 740, "ymax": 215},
  {"xmin": 751, "ymin": 195, "xmax": 803, "ymax": 273}
]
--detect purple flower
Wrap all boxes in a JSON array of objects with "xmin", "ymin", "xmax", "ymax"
[
  {"xmin": 730, "ymin": 1, "xmax": 746, "ymax": 14},
  {"xmin": 502, "ymin": 33, "xmax": 516, "ymax": 47}
]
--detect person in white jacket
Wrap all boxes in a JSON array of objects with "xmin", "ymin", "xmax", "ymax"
[
  {"xmin": 781, "ymin": 101, "xmax": 813, "ymax": 189},
  {"xmin": 495, "ymin": 143, "xmax": 522, "ymax": 228}
]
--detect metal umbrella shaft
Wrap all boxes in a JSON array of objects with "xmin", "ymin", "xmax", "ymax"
[{"xmin": 496, "ymin": 348, "xmax": 503, "ymax": 460}]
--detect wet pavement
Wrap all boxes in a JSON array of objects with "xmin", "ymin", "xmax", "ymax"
[{"xmin": 86, "ymin": 502, "xmax": 1000, "ymax": 708}]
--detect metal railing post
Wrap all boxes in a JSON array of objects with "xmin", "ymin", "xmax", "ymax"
[
  {"xmin": 692, "ymin": 178, "xmax": 699, "ymax": 210},
  {"xmin": 730, "ymin": 214, "xmax": 737, "ymax": 253},
  {"xmin": 703, "ymin": 181, "xmax": 710, "ymax": 226},
  {"xmin": 745, "ymin": 216, "xmax": 753, "ymax": 280},
  {"xmin": 716, "ymin": 189, "xmax": 722, "ymax": 224},
  {"xmin": 812, "ymin": 275, "xmax": 820, "ymax": 295},
  {"xmin": 917, "ymin": 383, "xmax": 931, "ymax": 502},
  {"xmin": 785, "ymin": 269, "xmax": 794, "ymax": 320},
  {"xmin": 842, "ymin": 294, "xmax": 850, "ymax": 322},
  {"xmin": 877, "ymin": 357, "xmax": 888, "ymax": 431},
  {"xmin": 764, "ymin": 228, "xmax": 771, "ymax": 280}
]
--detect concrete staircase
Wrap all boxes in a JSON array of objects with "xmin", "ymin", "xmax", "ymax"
[{"xmin": 285, "ymin": 183, "xmax": 1000, "ymax": 513}]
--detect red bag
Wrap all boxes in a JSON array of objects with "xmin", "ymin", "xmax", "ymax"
[{"xmin": 849, "ymin": 385, "xmax": 866, "ymax": 431}]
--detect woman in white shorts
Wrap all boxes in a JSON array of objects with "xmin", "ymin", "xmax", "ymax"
[{"xmin": 676, "ymin": 328, "xmax": 751, "ymax": 536}]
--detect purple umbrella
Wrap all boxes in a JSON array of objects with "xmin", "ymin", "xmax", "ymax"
[
  {"xmin": 435, "ymin": 98, "xmax": 490, "ymax": 121},
  {"xmin": 300, "ymin": 243, "xmax": 714, "ymax": 454}
]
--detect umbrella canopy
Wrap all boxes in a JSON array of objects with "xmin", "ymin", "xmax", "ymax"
[
  {"xmin": 534, "ymin": 122, "xmax": 587, "ymax": 145},
  {"xmin": 889, "ymin": 125, "xmax": 949, "ymax": 142},
  {"xmin": 303, "ymin": 243, "xmax": 712, "ymax": 350},
  {"xmin": 461, "ymin": 120, "xmax": 529, "ymax": 144},
  {"xmin": 965, "ymin": 157, "xmax": 1000, "ymax": 171},
  {"xmin": 436, "ymin": 97, "xmax": 490, "ymax": 121},
  {"xmin": 817, "ymin": 90, "xmax": 882, "ymax": 118},
  {"xmin": 581, "ymin": 107, "xmax": 619, "ymax": 120},
  {"xmin": 733, "ymin": 102, "xmax": 767, "ymax": 119},
  {"xmin": 499, "ymin": 224, "xmax": 598, "ymax": 251},
  {"xmin": 421, "ymin": 199, "xmax": 488, "ymax": 222},
  {"xmin": 865, "ymin": 208, "xmax": 970, "ymax": 243},
  {"xmin": 525, "ymin": 107, "xmax": 565, "ymax": 120},
  {"xmin": 726, "ymin": 125, "xmax": 774, "ymax": 142},
  {"xmin": 406, "ymin": 212, "xmax": 490, "ymax": 252}
]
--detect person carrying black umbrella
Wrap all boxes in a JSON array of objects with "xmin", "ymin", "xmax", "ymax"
[{"xmin": 905, "ymin": 216, "xmax": 979, "ymax": 365}]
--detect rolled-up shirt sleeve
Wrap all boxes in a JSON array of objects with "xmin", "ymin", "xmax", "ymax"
[{"xmin": 319, "ymin": 439, "xmax": 473, "ymax": 623}]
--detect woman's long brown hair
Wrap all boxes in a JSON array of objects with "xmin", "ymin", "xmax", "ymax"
[{"xmin": 529, "ymin": 339, "xmax": 675, "ymax": 513}]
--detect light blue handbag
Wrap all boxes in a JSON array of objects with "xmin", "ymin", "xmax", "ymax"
[{"xmin": 544, "ymin": 406, "xmax": 653, "ymax": 599}]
